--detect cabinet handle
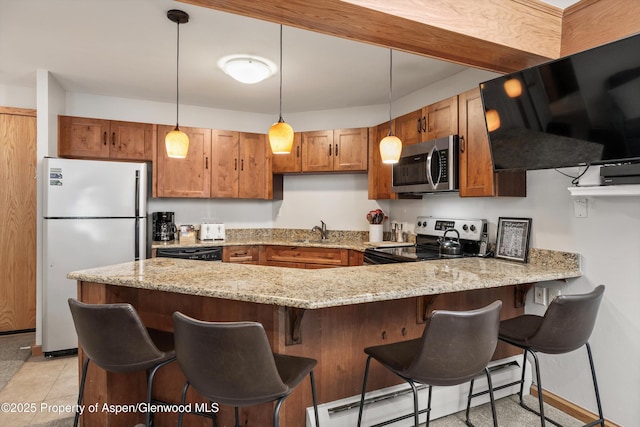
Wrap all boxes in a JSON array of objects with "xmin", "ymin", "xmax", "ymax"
[
  {"xmin": 205, "ymin": 157, "xmax": 209, "ymax": 169},
  {"xmin": 103, "ymin": 131, "xmax": 107, "ymax": 145},
  {"xmin": 296, "ymin": 146, "xmax": 300, "ymax": 158},
  {"xmin": 417, "ymin": 118, "xmax": 422, "ymax": 133},
  {"xmin": 460, "ymin": 135, "xmax": 465, "ymax": 153},
  {"xmin": 234, "ymin": 158, "xmax": 237, "ymax": 171},
  {"xmin": 111, "ymin": 132, "xmax": 116, "ymax": 146},
  {"xmin": 335, "ymin": 144, "xmax": 338, "ymax": 157},
  {"xmin": 422, "ymin": 117, "xmax": 427, "ymax": 132},
  {"xmin": 241, "ymin": 159, "xmax": 244, "ymax": 171},
  {"xmin": 329, "ymin": 144, "xmax": 332, "ymax": 156}
]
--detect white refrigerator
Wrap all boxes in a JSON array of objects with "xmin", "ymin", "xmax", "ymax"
[{"xmin": 42, "ymin": 157, "xmax": 148, "ymax": 356}]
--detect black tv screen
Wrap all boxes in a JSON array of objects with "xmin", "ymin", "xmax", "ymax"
[{"xmin": 480, "ymin": 33, "xmax": 640, "ymax": 171}]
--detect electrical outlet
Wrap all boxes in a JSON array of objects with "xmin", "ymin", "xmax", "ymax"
[
  {"xmin": 548, "ymin": 288, "xmax": 561, "ymax": 303},
  {"xmin": 534, "ymin": 286, "xmax": 548, "ymax": 305}
]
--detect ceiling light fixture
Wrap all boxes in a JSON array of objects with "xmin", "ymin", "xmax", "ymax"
[
  {"xmin": 268, "ymin": 25, "xmax": 294, "ymax": 155},
  {"xmin": 219, "ymin": 55, "xmax": 276, "ymax": 84},
  {"xmin": 504, "ymin": 77, "xmax": 523, "ymax": 98},
  {"xmin": 165, "ymin": 9, "xmax": 190, "ymax": 159},
  {"xmin": 379, "ymin": 49, "xmax": 402, "ymax": 164}
]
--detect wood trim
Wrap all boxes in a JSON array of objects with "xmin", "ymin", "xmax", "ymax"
[
  {"xmin": 561, "ymin": 0, "xmax": 640, "ymax": 56},
  {"xmin": 530, "ymin": 385, "xmax": 620, "ymax": 427},
  {"xmin": 179, "ymin": 0, "xmax": 554, "ymax": 72},
  {"xmin": 0, "ymin": 107, "xmax": 36, "ymax": 117},
  {"xmin": 30, "ymin": 345, "xmax": 43, "ymax": 357}
]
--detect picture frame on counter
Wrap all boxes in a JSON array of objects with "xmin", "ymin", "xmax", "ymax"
[{"xmin": 495, "ymin": 217, "xmax": 532, "ymax": 263}]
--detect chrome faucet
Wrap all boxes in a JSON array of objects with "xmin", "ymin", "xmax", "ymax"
[{"xmin": 312, "ymin": 220, "xmax": 328, "ymax": 240}]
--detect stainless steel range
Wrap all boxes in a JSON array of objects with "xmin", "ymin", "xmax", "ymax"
[{"xmin": 364, "ymin": 216, "xmax": 489, "ymax": 264}]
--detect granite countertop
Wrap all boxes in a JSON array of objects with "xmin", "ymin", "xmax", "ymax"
[
  {"xmin": 151, "ymin": 228, "xmax": 414, "ymax": 252},
  {"xmin": 68, "ymin": 250, "xmax": 582, "ymax": 309}
]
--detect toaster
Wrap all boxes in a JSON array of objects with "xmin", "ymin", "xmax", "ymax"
[{"xmin": 199, "ymin": 223, "xmax": 225, "ymax": 241}]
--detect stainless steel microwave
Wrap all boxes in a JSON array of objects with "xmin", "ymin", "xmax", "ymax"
[{"xmin": 391, "ymin": 135, "xmax": 459, "ymax": 193}]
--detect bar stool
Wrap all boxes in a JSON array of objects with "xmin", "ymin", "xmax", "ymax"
[
  {"xmin": 67, "ymin": 298, "xmax": 176, "ymax": 427},
  {"xmin": 356, "ymin": 300, "xmax": 503, "ymax": 427},
  {"xmin": 497, "ymin": 285, "xmax": 605, "ymax": 427},
  {"xmin": 172, "ymin": 311, "xmax": 320, "ymax": 427}
]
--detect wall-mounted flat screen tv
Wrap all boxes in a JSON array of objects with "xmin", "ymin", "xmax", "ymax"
[{"xmin": 480, "ymin": 33, "xmax": 640, "ymax": 171}]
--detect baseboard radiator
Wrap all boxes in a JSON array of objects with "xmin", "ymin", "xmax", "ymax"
[{"xmin": 306, "ymin": 356, "xmax": 531, "ymax": 427}]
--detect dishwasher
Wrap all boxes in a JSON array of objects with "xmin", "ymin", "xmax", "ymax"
[{"xmin": 155, "ymin": 246, "xmax": 222, "ymax": 261}]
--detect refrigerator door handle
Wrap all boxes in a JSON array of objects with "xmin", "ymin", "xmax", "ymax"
[
  {"xmin": 135, "ymin": 218, "xmax": 140, "ymax": 260},
  {"xmin": 135, "ymin": 170, "xmax": 140, "ymax": 217}
]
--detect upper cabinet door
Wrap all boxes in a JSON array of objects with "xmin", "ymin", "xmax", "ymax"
[
  {"xmin": 210, "ymin": 130, "xmax": 240, "ymax": 198},
  {"xmin": 58, "ymin": 116, "xmax": 111, "ymax": 159},
  {"xmin": 272, "ymin": 132, "xmax": 302, "ymax": 173},
  {"xmin": 425, "ymin": 96, "xmax": 458, "ymax": 140},
  {"xmin": 394, "ymin": 109, "xmax": 423, "ymax": 145},
  {"xmin": 109, "ymin": 120, "xmax": 153, "ymax": 161},
  {"xmin": 333, "ymin": 128, "xmax": 368, "ymax": 171},
  {"xmin": 156, "ymin": 125, "xmax": 212, "ymax": 198},
  {"xmin": 238, "ymin": 132, "xmax": 269, "ymax": 199},
  {"xmin": 458, "ymin": 88, "xmax": 495, "ymax": 197},
  {"xmin": 302, "ymin": 130, "xmax": 334, "ymax": 172}
]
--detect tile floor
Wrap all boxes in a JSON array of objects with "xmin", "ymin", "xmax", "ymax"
[{"xmin": 0, "ymin": 354, "xmax": 78, "ymax": 426}]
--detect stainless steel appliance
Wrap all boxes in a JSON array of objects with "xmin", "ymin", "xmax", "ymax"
[
  {"xmin": 43, "ymin": 157, "xmax": 148, "ymax": 356},
  {"xmin": 364, "ymin": 216, "xmax": 488, "ymax": 264},
  {"xmin": 155, "ymin": 246, "xmax": 222, "ymax": 261},
  {"xmin": 392, "ymin": 135, "xmax": 459, "ymax": 193},
  {"xmin": 152, "ymin": 211, "xmax": 176, "ymax": 241}
]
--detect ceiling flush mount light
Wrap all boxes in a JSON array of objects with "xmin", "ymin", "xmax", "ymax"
[
  {"xmin": 486, "ymin": 109, "xmax": 501, "ymax": 132},
  {"xmin": 379, "ymin": 49, "xmax": 402, "ymax": 164},
  {"xmin": 165, "ymin": 9, "xmax": 189, "ymax": 159},
  {"xmin": 218, "ymin": 55, "xmax": 276, "ymax": 84},
  {"xmin": 268, "ymin": 25, "xmax": 294, "ymax": 155}
]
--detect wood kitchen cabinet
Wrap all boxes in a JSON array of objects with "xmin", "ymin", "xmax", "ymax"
[
  {"xmin": 156, "ymin": 127, "xmax": 282, "ymax": 200},
  {"xmin": 211, "ymin": 131, "xmax": 279, "ymax": 199},
  {"xmin": 155, "ymin": 125, "xmax": 212, "ymax": 198},
  {"xmin": 301, "ymin": 128, "xmax": 368, "ymax": 173},
  {"xmin": 458, "ymin": 88, "xmax": 526, "ymax": 197},
  {"xmin": 368, "ymin": 123, "xmax": 398, "ymax": 200},
  {"xmin": 223, "ymin": 245, "xmax": 261, "ymax": 264},
  {"xmin": 263, "ymin": 246, "xmax": 351, "ymax": 268},
  {"xmin": 394, "ymin": 96, "xmax": 458, "ymax": 146},
  {"xmin": 59, "ymin": 115, "xmax": 153, "ymax": 161}
]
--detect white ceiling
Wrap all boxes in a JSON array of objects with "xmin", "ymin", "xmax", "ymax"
[{"xmin": 0, "ymin": 0, "xmax": 580, "ymax": 115}]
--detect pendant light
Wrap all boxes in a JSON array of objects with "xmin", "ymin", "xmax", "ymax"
[
  {"xmin": 268, "ymin": 25, "xmax": 294, "ymax": 155},
  {"xmin": 165, "ymin": 10, "xmax": 190, "ymax": 159},
  {"xmin": 379, "ymin": 49, "xmax": 402, "ymax": 164}
]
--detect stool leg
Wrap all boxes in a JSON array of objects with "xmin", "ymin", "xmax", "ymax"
[
  {"xmin": 405, "ymin": 379, "xmax": 421, "ymax": 427},
  {"xmin": 424, "ymin": 384, "xmax": 432, "ymax": 427},
  {"xmin": 234, "ymin": 407, "xmax": 240, "ymax": 427},
  {"xmin": 484, "ymin": 367, "xmax": 499, "ymax": 427},
  {"xmin": 530, "ymin": 350, "xmax": 546, "ymax": 427},
  {"xmin": 74, "ymin": 358, "xmax": 90, "ymax": 427},
  {"xmin": 518, "ymin": 350, "xmax": 529, "ymax": 405},
  {"xmin": 465, "ymin": 377, "xmax": 475, "ymax": 424},
  {"xmin": 357, "ymin": 355, "xmax": 373, "ymax": 427},
  {"xmin": 273, "ymin": 396, "xmax": 288, "ymax": 427},
  {"xmin": 145, "ymin": 357, "xmax": 176, "ymax": 427},
  {"xmin": 585, "ymin": 342, "xmax": 605, "ymax": 427},
  {"xmin": 309, "ymin": 370, "xmax": 320, "ymax": 427},
  {"xmin": 178, "ymin": 381, "xmax": 190, "ymax": 427}
]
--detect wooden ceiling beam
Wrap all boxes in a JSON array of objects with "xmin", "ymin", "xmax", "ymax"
[{"xmin": 178, "ymin": 0, "xmax": 560, "ymax": 73}]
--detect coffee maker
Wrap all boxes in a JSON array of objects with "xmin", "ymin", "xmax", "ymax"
[{"xmin": 152, "ymin": 212, "xmax": 176, "ymax": 241}]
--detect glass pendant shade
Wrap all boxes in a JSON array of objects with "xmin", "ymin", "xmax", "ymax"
[
  {"xmin": 268, "ymin": 119, "xmax": 294, "ymax": 154},
  {"xmin": 165, "ymin": 127, "xmax": 190, "ymax": 158},
  {"xmin": 379, "ymin": 134, "xmax": 402, "ymax": 164},
  {"xmin": 485, "ymin": 109, "xmax": 501, "ymax": 132}
]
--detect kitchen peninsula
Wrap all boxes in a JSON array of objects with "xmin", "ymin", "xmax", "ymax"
[{"xmin": 69, "ymin": 251, "xmax": 581, "ymax": 426}]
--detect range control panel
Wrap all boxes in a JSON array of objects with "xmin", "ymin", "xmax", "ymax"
[{"xmin": 415, "ymin": 216, "xmax": 487, "ymax": 241}]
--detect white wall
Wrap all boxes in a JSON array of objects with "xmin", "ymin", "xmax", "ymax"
[
  {"xmin": 388, "ymin": 170, "xmax": 640, "ymax": 426},
  {"xmin": 3, "ymin": 63, "xmax": 637, "ymax": 425},
  {"xmin": 0, "ymin": 83, "xmax": 36, "ymax": 109}
]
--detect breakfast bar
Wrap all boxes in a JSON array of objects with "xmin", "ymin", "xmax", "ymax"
[{"xmin": 68, "ymin": 252, "xmax": 581, "ymax": 426}]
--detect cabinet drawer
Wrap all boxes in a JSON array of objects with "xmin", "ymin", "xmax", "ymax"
[
  {"xmin": 223, "ymin": 245, "xmax": 260, "ymax": 263},
  {"xmin": 264, "ymin": 246, "xmax": 349, "ymax": 266}
]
